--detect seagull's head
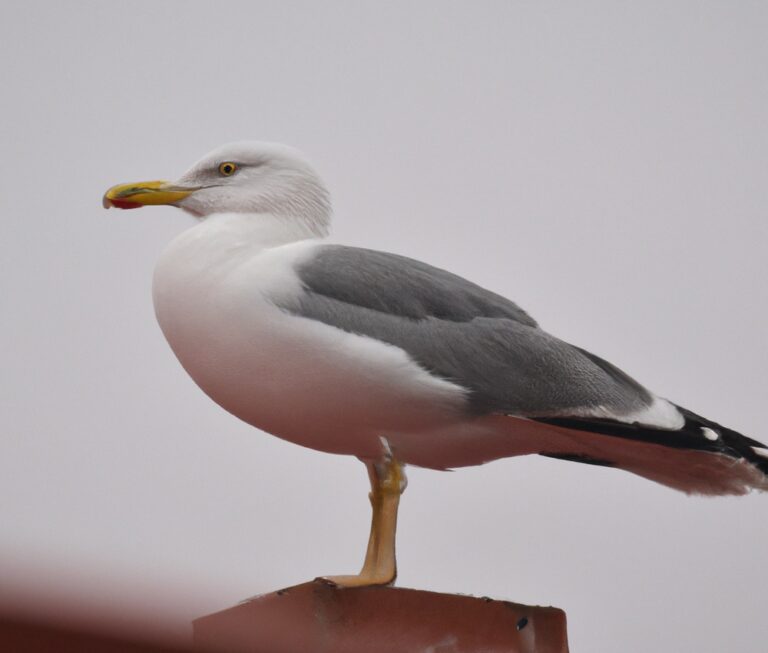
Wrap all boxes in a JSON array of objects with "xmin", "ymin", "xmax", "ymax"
[{"xmin": 103, "ymin": 141, "xmax": 332, "ymax": 235}]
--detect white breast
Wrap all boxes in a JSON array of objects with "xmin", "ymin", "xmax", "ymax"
[{"xmin": 152, "ymin": 214, "xmax": 468, "ymax": 460}]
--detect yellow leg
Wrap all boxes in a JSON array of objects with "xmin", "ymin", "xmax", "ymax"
[{"xmin": 321, "ymin": 452, "xmax": 407, "ymax": 588}]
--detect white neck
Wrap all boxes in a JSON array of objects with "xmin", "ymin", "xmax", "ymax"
[{"xmin": 203, "ymin": 212, "xmax": 327, "ymax": 249}]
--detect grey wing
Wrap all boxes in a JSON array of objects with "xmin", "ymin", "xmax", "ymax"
[{"xmin": 285, "ymin": 244, "xmax": 653, "ymax": 418}]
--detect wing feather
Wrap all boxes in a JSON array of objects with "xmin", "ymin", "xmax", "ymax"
[{"xmin": 284, "ymin": 245, "xmax": 655, "ymax": 419}]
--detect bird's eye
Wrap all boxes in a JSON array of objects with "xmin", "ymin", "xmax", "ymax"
[{"xmin": 218, "ymin": 162, "xmax": 237, "ymax": 176}]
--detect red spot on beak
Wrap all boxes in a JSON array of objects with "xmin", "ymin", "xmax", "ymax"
[{"xmin": 109, "ymin": 199, "xmax": 143, "ymax": 209}]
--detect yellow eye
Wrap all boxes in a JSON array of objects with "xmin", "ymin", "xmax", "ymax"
[{"xmin": 218, "ymin": 162, "xmax": 237, "ymax": 176}]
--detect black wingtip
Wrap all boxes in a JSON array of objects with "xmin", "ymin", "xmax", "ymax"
[
  {"xmin": 536, "ymin": 407, "xmax": 768, "ymax": 477},
  {"xmin": 674, "ymin": 406, "xmax": 768, "ymax": 476}
]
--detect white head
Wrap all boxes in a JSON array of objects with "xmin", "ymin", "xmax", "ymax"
[{"xmin": 103, "ymin": 141, "xmax": 332, "ymax": 237}]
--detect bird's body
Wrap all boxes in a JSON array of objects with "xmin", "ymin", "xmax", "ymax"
[
  {"xmin": 151, "ymin": 202, "xmax": 768, "ymax": 494},
  {"xmin": 106, "ymin": 141, "xmax": 767, "ymax": 585}
]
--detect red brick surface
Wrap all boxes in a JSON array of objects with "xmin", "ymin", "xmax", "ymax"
[{"xmin": 193, "ymin": 580, "xmax": 568, "ymax": 653}]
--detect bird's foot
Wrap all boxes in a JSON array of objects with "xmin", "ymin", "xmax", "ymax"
[
  {"xmin": 319, "ymin": 445, "xmax": 404, "ymax": 590},
  {"xmin": 317, "ymin": 570, "xmax": 396, "ymax": 588}
]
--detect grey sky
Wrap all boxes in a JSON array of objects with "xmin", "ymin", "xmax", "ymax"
[{"xmin": 1, "ymin": 1, "xmax": 766, "ymax": 650}]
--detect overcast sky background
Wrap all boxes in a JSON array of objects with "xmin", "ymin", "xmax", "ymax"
[{"xmin": 1, "ymin": 2, "xmax": 767, "ymax": 651}]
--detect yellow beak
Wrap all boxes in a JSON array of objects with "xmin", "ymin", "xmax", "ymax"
[{"xmin": 102, "ymin": 180, "xmax": 197, "ymax": 210}]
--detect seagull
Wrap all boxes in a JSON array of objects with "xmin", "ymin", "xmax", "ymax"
[{"xmin": 104, "ymin": 142, "xmax": 768, "ymax": 587}]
